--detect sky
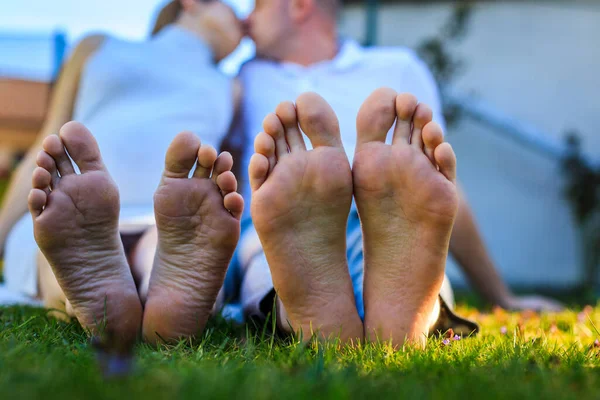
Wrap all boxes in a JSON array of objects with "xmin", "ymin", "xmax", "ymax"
[{"xmin": 0, "ymin": 0, "xmax": 255, "ymax": 79}]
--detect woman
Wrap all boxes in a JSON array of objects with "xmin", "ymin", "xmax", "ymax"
[{"xmin": 0, "ymin": 0, "xmax": 244, "ymax": 343}]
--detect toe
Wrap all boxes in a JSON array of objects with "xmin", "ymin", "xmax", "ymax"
[
  {"xmin": 296, "ymin": 92, "xmax": 342, "ymax": 148},
  {"xmin": 254, "ymin": 132, "xmax": 276, "ymax": 174},
  {"xmin": 211, "ymin": 152, "xmax": 233, "ymax": 183},
  {"xmin": 224, "ymin": 192, "xmax": 244, "ymax": 220},
  {"xmin": 391, "ymin": 93, "xmax": 419, "ymax": 145},
  {"xmin": 263, "ymin": 113, "xmax": 288, "ymax": 159},
  {"xmin": 194, "ymin": 145, "xmax": 218, "ymax": 179},
  {"xmin": 216, "ymin": 170, "xmax": 238, "ymax": 194},
  {"xmin": 410, "ymin": 103, "xmax": 433, "ymax": 149},
  {"xmin": 36, "ymin": 151, "xmax": 58, "ymax": 188},
  {"xmin": 249, "ymin": 153, "xmax": 270, "ymax": 192},
  {"xmin": 59, "ymin": 121, "xmax": 105, "ymax": 173},
  {"xmin": 434, "ymin": 142, "xmax": 457, "ymax": 183},
  {"xmin": 275, "ymin": 101, "xmax": 306, "ymax": 152},
  {"xmin": 42, "ymin": 134, "xmax": 75, "ymax": 176},
  {"xmin": 28, "ymin": 189, "xmax": 47, "ymax": 218},
  {"xmin": 32, "ymin": 167, "xmax": 52, "ymax": 195},
  {"xmin": 356, "ymin": 87, "xmax": 398, "ymax": 145},
  {"xmin": 422, "ymin": 121, "xmax": 444, "ymax": 164},
  {"xmin": 163, "ymin": 131, "xmax": 201, "ymax": 179}
]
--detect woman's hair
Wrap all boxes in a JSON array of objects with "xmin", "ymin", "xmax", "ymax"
[{"xmin": 151, "ymin": 0, "xmax": 183, "ymax": 36}]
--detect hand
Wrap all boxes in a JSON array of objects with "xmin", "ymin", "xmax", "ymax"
[{"xmin": 501, "ymin": 294, "xmax": 565, "ymax": 312}]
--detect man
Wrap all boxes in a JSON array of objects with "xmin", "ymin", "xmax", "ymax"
[{"xmin": 225, "ymin": 0, "xmax": 563, "ymax": 346}]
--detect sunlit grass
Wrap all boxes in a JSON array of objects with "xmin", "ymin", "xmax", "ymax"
[{"xmin": 2, "ymin": 303, "xmax": 600, "ymax": 399}]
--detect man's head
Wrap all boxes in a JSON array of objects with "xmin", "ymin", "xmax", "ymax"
[{"xmin": 245, "ymin": 0, "xmax": 340, "ymax": 61}]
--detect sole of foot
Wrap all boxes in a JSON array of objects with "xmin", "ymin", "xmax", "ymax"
[
  {"xmin": 249, "ymin": 93, "xmax": 363, "ymax": 342},
  {"xmin": 353, "ymin": 88, "xmax": 459, "ymax": 348},
  {"xmin": 29, "ymin": 121, "xmax": 142, "ymax": 353},
  {"xmin": 142, "ymin": 132, "xmax": 243, "ymax": 345}
]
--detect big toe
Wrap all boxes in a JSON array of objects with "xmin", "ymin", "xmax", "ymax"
[
  {"xmin": 163, "ymin": 131, "xmax": 201, "ymax": 178},
  {"xmin": 59, "ymin": 121, "xmax": 105, "ymax": 173},
  {"xmin": 295, "ymin": 92, "xmax": 342, "ymax": 148},
  {"xmin": 356, "ymin": 87, "xmax": 398, "ymax": 145}
]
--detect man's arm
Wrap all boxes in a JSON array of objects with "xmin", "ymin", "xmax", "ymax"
[
  {"xmin": 450, "ymin": 185, "xmax": 564, "ymax": 311},
  {"xmin": 0, "ymin": 35, "xmax": 105, "ymax": 255}
]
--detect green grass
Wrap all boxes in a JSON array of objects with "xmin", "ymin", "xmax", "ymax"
[{"xmin": 2, "ymin": 304, "xmax": 600, "ymax": 400}]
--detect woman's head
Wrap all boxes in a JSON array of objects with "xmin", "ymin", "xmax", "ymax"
[{"xmin": 151, "ymin": 0, "xmax": 243, "ymax": 62}]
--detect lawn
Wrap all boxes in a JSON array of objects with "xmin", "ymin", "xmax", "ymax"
[{"xmin": 2, "ymin": 303, "xmax": 600, "ymax": 400}]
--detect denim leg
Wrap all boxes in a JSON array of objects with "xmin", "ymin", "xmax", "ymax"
[{"xmin": 346, "ymin": 210, "xmax": 365, "ymax": 320}]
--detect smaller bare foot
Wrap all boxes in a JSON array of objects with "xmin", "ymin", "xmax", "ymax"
[
  {"xmin": 142, "ymin": 132, "xmax": 243, "ymax": 344},
  {"xmin": 354, "ymin": 88, "xmax": 459, "ymax": 348},
  {"xmin": 29, "ymin": 122, "xmax": 142, "ymax": 352},
  {"xmin": 249, "ymin": 93, "xmax": 363, "ymax": 342}
]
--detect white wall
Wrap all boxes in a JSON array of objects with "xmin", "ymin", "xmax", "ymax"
[{"xmin": 445, "ymin": 118, "xmax": 582, "ymax": 288}]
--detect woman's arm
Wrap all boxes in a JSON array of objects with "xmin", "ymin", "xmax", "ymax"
[{"xmin": 0, "ymin": 35, "xmax": 106, "ymax": 255}]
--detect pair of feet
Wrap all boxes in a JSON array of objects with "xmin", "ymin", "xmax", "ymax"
[
  {"xmin": 30, "ymin": 122, "xmax": 243, "ymax": 351},
  {"xmin": 29, "ymin": 87, "xmax": 457, "ymax": 351},
  {"xmin": 249, "ymin": 89, "xmax": 458, "ymax": 347}
]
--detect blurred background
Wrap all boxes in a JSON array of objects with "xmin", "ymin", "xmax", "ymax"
[{"xmin": 0, "ymin": 0, "xmax": 598, "ymax": 293}]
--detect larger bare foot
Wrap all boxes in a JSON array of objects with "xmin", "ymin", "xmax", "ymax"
[
  {"xmin": 142, "ymin": 132, "xmax": 243, "ymax": 344},
  {"xmin": 29, "ymin": 122, "xmax": 142, "ymax": 352},
  {"xmin": 249, "ymin": 93, "xmax": 363, "ymax": 342},
  {"xmin": 354, "ymin": 88, "xmax": 459, "ymax": 348}
]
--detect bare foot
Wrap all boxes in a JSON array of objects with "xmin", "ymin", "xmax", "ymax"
[
  {"xmin": 29, "ymin": 122, "xmax": 142, "ymax": 352},
  {"xmin": 249, "ymin": 93, "xmax": 363, "ymax": 342},
  {"xmin": 354, "ymin": 88, "xmax": 459, "ymax": 348},
  {"xmin": 142, "ymin": 132, "xmax": 243, "ymax": 344}
]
